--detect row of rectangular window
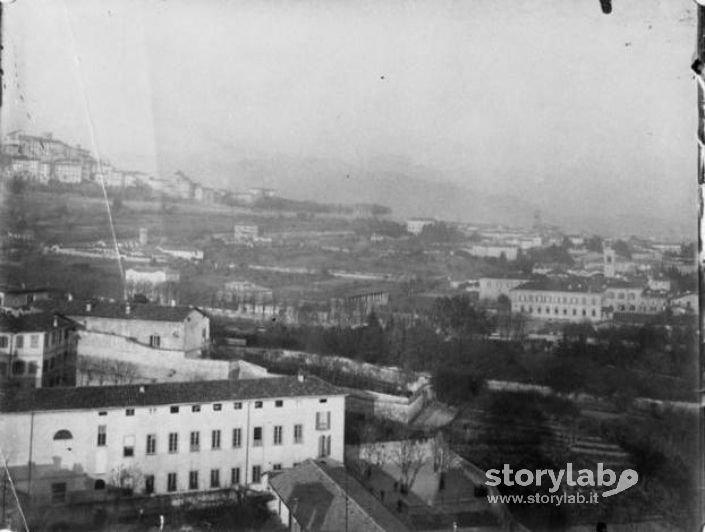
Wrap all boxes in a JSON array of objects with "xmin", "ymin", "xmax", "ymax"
[
  {"xmin": 155, "ymin": 465, "xmax": 273, "ymax": 494},
  {"xmin": 516, "ymin": 294, "xmax": 597, "ymax": 305},
  {"xmin": 144, "ymin": 464, "xmax": 266, "ymax": 494},
  {"xmin": 0, "ymin": 329, "xmax": 70, "ymax": 350},
  {"xmin": 103, "ymin": 423, "xmax": 314, "ymax": 453},
  {"xmin": 519, "ymin": 306, "xmax": 597, "ymax": 317},
  {"xmin": 98, "ymin": 397, "xmax": 331, "ymax": 418},
  {"xmin": 59, "ymin": 465, "xmax": 305, "ymax": 500}
]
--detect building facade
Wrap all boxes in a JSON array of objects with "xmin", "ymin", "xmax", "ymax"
[
  {"xmin": 0, "ymin": 286, "xmax": 51, "ymax": 308},
  {"xmin": 0, "ymin": 376, "xmax": 345, "ymax": 523},
  {"xmin": 478, "ymin": 275, "xmax": 530, "ymax": 302},
  {"xmin": 405, "ymin": 218, "xmax": 435, "ymax": 235},
  {"xmin": 602, "ymin": 281, "xmax": 646, "ymax": 314},
  {"xmin": 0, "ymin": 312, "xmax": 78, "ymax": 388},
  {"xmin": 58, "ymin": 301, "xmax": 210, "ymax": 358},
  {"xmin": 510, "ymin": 278, "xmax": 604, "ymax": 322},
  {"xmin": 233, "ymin": 224, "xmax": 259, "ymax": 243},
  {"xmin": 156, "ymin": 245, "xmax": 204, "ymax": 262},
  {"xmin": 125, "ymin": 267, "xmax": 180, "ymax": 305},
  {"xmin": 10, "ymin": 157, "xmax": 40, "ymax": 179},
  {"xmin": 465, "ymin": 244, "xmax": 519, "ymax": 261},
  {"xmin": 53, "ymin": 160, "xmax": 84, "ymax": 184},
  {"xmin": 219, "ymin": 280, "xmax": 273, "ymax": 305}
]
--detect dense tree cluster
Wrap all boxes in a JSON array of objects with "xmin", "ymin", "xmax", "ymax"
[
  {"xmin": 527, "ymin": 244, "xmax": 574, "ymax": 265},
  {"xmin": 584, "ymin": 235, "xmax": 603, "ymax": 252},
  {"xmin": 415, "ymin": 222, "xmax": 466, "ymax": 243},
  {"xmin": 246, "ymin": 294, "xmax": 697, "ymax": 405},
  {"xmin": 612, "ymin": 239, "xmax": 632, "ymax": 259}
]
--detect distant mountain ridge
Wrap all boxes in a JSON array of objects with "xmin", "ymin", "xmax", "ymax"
[
  {"xmin": 194, "ymin": 154, "xmax": 538, "ymax": 227},
  {"xmin": 168, "ymin": 151, "xmax": 691, "ymax": 239}
]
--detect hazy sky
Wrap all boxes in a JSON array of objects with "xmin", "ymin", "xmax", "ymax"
[{"xmin": 1, "ymin": 0, "xmax": 698, "ymax": 234}]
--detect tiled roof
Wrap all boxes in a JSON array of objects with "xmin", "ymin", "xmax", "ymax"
[
  {"xmin": 641, "ymin": 289, "xmax": 669, "ymax": 297},
  {"xmin": 34, "ymin": 299, "xmax": 206, "ymax": 323},
  {"xmin": 269, "ymin": 459, "xmax": 409, "ymax": 532},
  {"xmin": 481, "ymin": 272, "xmax": 533, "ymax": 280},
  {"xmin": 513, "ymin": 276, "xmax": 601, "ymax": 293},
  {"xmin": 0, "ymin": 312, "xmax": 76, "ymax": 334},
  {"xmin": 0, "ymin": 285, "xmax": 50, "ymax": 295},
  {"xmin": 603, "ymin": 278, "xmax": 645, "ymax": 289},
  {"xmin": 0, "ymin": 375, "xmax": 344, "ymax": 413}
]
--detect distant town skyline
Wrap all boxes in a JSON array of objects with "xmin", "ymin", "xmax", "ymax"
[{"xmin": 1, "ymin": 0, "xmax": 697, "ymax": 238}]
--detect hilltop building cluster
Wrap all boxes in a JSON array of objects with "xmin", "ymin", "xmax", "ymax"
[{"xmin": 0, "ymin": 131, "xmax": 276, "ymax": 206}]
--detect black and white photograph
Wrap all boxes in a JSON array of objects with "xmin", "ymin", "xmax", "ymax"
[{"xmin": 0, "ymin": 0, "xmax": 702, "ymax": 530}]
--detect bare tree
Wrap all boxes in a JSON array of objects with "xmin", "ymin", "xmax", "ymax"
[
  {"xmin": 111, "ymin": 360, "xmax": 140, "ymax": 384},
  {"xmin": 76, "ymin": 356, "xmax": 141, "ymax": 385},
  {"xmin": 360, "ymin": 422, "xmax": 387, "ymax": 475},
  {"xmin": 511, "ymin": 312, "xmax": 528, "ymax": 341},
  {"xmin": 393, "ymin": 438, "xmax": 427, "ymax": 493},
  {"xmin": 430, "ymin": 432, "xmax": 458, "ymax": 490},
  {"xmin": 109, "ymin": 464, "xmax": 144, "ymax": 496}
]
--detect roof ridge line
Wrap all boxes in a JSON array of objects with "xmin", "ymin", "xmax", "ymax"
[{"xmin": 312, "ymin": 459, "xmax": 390, "ymax": 532}]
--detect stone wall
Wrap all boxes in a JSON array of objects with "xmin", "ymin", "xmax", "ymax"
[
  {"xmin": 345, "ymin": 388, "xmax": 428, "ymax": 424},
  {"xmin": 76, "ymin": 330, "xmax": 236, "ymax": 385},
  {"xmin": 253, "ymin": 348, "xmax": 430, "ymax": 393}
]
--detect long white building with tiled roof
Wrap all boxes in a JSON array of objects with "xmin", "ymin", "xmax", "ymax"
[
  {"xmin": 0, "ymin": 375, "xmax": 345, "ymax": 528},
  {"xmin": 509, "ymin": 277, "xmax": 605, "ymax": 322}
]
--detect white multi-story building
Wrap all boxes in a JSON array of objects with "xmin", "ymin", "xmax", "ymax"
[
  {"xmin": 0, "ymin": 375, "xmax": 345, "ymax": 520},
  {"xmin": 53, "ymin": 160, "xmax": 83, "ymax": 183},
  {"xmin": 0, "ymin": 312, "xmax": 78, "ymax": 388},
  {"xmin": 602, "ymin": 280, "xmax": 646, "ymax": 314},
  {"xmin": 510, "ymin": 277, "xmax": 604, "ymax": 322},
  {"xmin": 248, "ymin": 187, "xmax": 275, "ymax": 199},
  {"xmin": 405, "ymin": 218, "xmax": 436, "ymax": 235},
  {"xmin": 10, "ymin": 156, "xmax": 40, "ymax": 178},
  {"xmin": 125, "ymin": 267, "xmax": 180, "ymax": 305},
  {"xmin": 233, "ymin": 224, "xmax": 259, "ymax": 243},
  {"xmin": 220, "ymin": 280, "xmax": 273, "ymax": 305},
  {"xmin": 635, "ymin": 289, "xmax": 669, "ymax": 314},
  {"xmin": 38, "ymin": 162, "xmax": 52, "ymax": 183},
  {"xmin": 156, "ymin": 245, "xmax": 204, "ymax": 262},
  {"xmin": 647, "ymin": 274, "xmax": 672, "ymax": 292},
  {"xmin": 669, "ymin": 292, "xmax": 697, "ymax": 314},
  {"xmin": 478, "ymin": 274, "xmax": 531, "ymax": 301},
  {"xmin": 465, "ymin": 244, "xmax": 519, "ymax": 261}
]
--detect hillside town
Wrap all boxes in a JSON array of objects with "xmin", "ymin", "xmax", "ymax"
[{"xmin": 0, "ymin": 129, "xmax": 699, "ymax": 532}]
